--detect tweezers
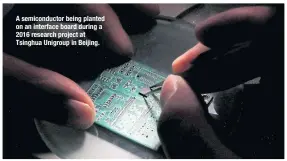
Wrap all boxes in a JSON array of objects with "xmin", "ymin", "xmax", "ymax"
[{"xmin": 138, "ymin": 81, "xmax": 164, "ymax": 97}]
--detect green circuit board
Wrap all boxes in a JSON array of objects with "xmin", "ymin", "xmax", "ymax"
[
  {"xmin": 87, "ymin": 60, "xmax": 213, "ymax": 150},
  {"xmin": 87, "ymin": 60, "xmax": 166, "ymax": 150}
]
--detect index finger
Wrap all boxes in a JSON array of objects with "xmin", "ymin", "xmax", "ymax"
[{"xmin": 172, "ymin": 43, "xmax": 209, "ymax": 74}]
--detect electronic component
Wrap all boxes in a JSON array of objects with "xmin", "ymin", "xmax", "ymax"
[
  {"xmin": 110, "ymin": 83, "xmax": 118, "ymax": 90},
  {"xmin": 91, "ymin": 87, "xmax": 103, "ymax": 101},
  {"xmin": 103, "ymin": 94, "xmax": 117, "ymax": 108},
  {"xmin": 138, "ymin": 81, "xmax": 164, "ymax": 97},
  {"xmin": 115, "ymin": 77, "xmax": 122, "ymax": 83}
]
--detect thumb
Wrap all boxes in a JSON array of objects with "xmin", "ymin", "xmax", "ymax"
[{"xmin": 4, "ymin": 53, "xmax": 95, "ymax": 129}]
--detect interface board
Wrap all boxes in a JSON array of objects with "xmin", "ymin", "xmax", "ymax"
[
  {"xmin": 87, "ymin": 60, "xmax": 212, "ymax": 150},
  {"xmin": 87, "ymin": 60, "xmax": 166, "ymax": 150}
]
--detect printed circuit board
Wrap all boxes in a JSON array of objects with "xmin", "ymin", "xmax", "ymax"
[
  {"xmin": 87, "ymin": 60, "xmax": 212, "ymax": 150},
  {"xmin": 87, "ymin": 60, "xmax": 166, "ymax": 150}
]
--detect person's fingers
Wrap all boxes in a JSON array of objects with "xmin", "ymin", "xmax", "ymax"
[
  {"xmin": 158, "ymin": 75, "xmax": 238, "ymax": 158},
  {"xmin": 195, "ymin": 6, "xmax": 274, "ymax": 48},
  {"xmin": 172, "ymin": 41, "xmax": 251, "ymax": 74},
  {"xmin": 174, "ymin": 6, "xmax": 275, "ymax": 74},
  {"xmin": 172, "ymin": 6, "xmax": 278, "ymax": 92},
  {"xmin": 78, "ymin": 4, "xmax": 134, "ymax": 56},
  {"xmin": 133, "ymin": 4, "xmax": 160, "ymax": 16},
  {"xmin": 160, "ymin": 75, "xmax": 205, "ymax": 117},
  {"xmin": 158, "ymin": 75, "xmax": 209, "ymax": 158},
  {"xmin": 172, "ymin": 42, "xmax": 209, "ymax": 74},
  {"xmin": 4, "ymin": 53, "xmax": 95, "ymax": 129},
  {"xmin": 179, "ymin": 42, "xmax": 261, "ymax": 93}
]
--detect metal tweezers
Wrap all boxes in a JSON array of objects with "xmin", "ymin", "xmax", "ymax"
[{"xmin": 138, "ymin": 81, "xmax": 164, "ymax": 97}]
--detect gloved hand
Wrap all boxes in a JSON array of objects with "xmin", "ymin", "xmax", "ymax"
[{"xmin": 158, "ymin": 5, "xmax": 283, "ymax": 158}]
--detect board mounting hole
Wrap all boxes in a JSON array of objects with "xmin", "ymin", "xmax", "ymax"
[{"xmin": 146, "ymin": 135, "xmax": 148, "ymax": 138}]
